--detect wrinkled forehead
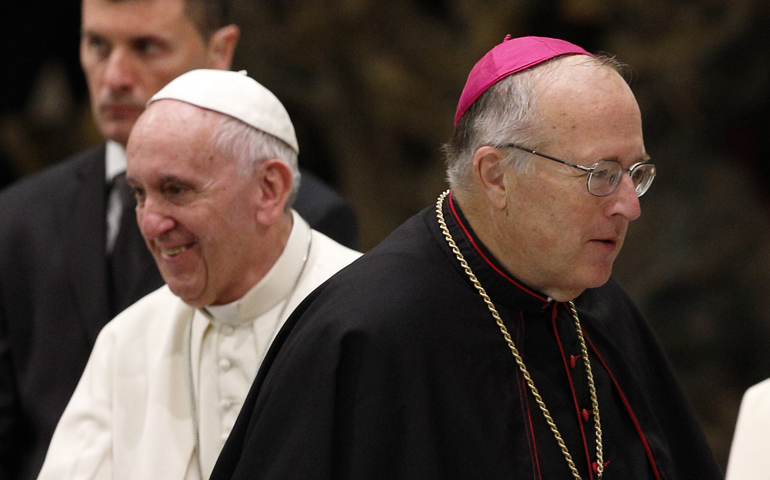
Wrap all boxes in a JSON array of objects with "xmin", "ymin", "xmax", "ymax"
[{"xmin": 129, "ymin": 100, "xmax": 218, "ymax": 150}]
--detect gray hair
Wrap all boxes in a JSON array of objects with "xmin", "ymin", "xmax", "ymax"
[
  {"xmin": 443, "ymin": 53, "xmax": 626, "ymax": 192},
  {"xmin": 212, "ymin": 114, "xmax": 301, "ymax": 209}
]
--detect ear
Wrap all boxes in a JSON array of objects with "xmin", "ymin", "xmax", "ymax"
[
  {"xmin": 254, "ymin": 159, "xmax": 294, "ymax": 226},
  {"xmin": 206, "ymin": 24, "xmax": 240, "ymax": 70},
  {"xmin": 473, "ymin": 146, "xmax": 508, "ymax": 210}
]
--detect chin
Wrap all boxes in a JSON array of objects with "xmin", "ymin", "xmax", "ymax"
[
  {"xmin": 101, "ymin": 123, "xmax": 133, "ymax": 147},
  {"xmin": 573, "ymin": 267, "xmax": 614, "ymax": 292},
  {"xmin": 588, "ymin": 271, "xmax": 613, "ymax": 289},
  {"xmin": 166, "ymin": 281, "xmax": 208, "ymax": 308}
]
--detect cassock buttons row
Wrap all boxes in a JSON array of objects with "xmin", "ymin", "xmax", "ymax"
[
  {"xmin": 219, "ymin": 358, "xmax": 233, "ymax": 371},
  {"xmin": 582, "ymin": 408, "xmax": 593, "ymax": 422},
  {"xmin": 570, "ymin": 355, "xmax": 580, "ymax": 368}
]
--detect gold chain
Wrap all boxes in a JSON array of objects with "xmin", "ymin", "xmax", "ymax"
[{"xmin": 435, "ymin": 190, "xmax": 603, "ymax": 479}]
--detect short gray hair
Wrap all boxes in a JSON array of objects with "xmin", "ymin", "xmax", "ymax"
[
  {"xmin": 443, "ymin": 54, "xmax": 626, "ymax": 192},
  {"xmin": 212, "ymin": 114, "xmax": 301, "ymax": 209}
]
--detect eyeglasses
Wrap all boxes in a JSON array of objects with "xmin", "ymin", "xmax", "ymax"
[{"xmin": 496, "ymin": 143, "xmax": 656, "ymax": 197}]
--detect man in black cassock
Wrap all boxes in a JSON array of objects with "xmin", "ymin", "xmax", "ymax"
[{"xmin": 210, "ymin": 36, "xmax": 723, "ymax": 479}]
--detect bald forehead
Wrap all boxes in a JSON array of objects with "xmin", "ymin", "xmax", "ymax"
[
  {"xmin": 136, "ymin": 99, "xmax": 222, "ymax": 133},
  {"xmin": 533, "ymin": 55, "xmax": 625, "ymax": 92},
  {"xmin": 534, "ymin": 57, "xmax": 637, "ymax": 121}
]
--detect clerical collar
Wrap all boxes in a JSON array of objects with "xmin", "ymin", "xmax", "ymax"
[
  {"xmin": 442, "ymin": 191, "xmax": 554, "ymax": 312},
  {"xmin": 104, "ymin": 140, "xmax": 127, "ymax": 183},
  {"xmin": 202, "ymin": 210, "xmax": 312, "ymax": 327}
]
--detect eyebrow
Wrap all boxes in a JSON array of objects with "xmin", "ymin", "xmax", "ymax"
[{"xmin": 596, "ymin": 153, "xmax": 651, "ymax": 165}]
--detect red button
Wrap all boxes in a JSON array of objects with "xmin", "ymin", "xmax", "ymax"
[
  {"xmin": 593, "ymin": 461, "xmax": 609, "ymax": 473},
  {"xmin": 570, "ymin": 355, "xmax": 579, "ymax": 368},
  {"xmin": 582, "ymin": 409, "xmax": 591, "ymax": 421}
]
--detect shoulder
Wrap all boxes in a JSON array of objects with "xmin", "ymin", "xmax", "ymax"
[
  {"xmin": 310, "ymin": 229, "xmax": 362, "ymax": 268},
  {"xmin": 742, "ymin": 377, "xmax": 770, "ymax": 406},
  {"xmin": 331, "ymin": 209, "xmax": 454, "ymax": 292},
  {"xmin": 726, "ymin": 377, "xmax": 770, "ymax": 478},
  {"xmin": 289, "ymin": 211, "xmax": 466, "ymax": 339},
  {"xmin": 0, "ymin": 145, "xmax": 105, "ymax": 215},
  {"xmin": 98, "ymin": 285, "xmax": 188, "ymax": 343}
]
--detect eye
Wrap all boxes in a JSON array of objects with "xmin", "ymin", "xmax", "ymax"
[
  {"xmin": 164, "ymin": 184, "xmax": 187, "ymax": 196},
  {"xmin": 161, "ymin": 179, "xmax": 197, "ymax": 200},
  {"xmin": 131, "ymin": 186, "xmax": 146, "ymax": 205},
  {"xmin": 133, "ymin": 38, "xmax": 162, "ymax": 57},
  {"xmin": 591, "ymin": 161, "xmax": 621, "ymax": 183},
  {"xmin": 592, "ymin": 169, "xmax": 608, "ymax": 180},
  {"xmin": 83, "ymin": 34, "xmax": 110, "ymax": 59}
]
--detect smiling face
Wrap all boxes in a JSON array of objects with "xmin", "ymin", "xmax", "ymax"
[
  {"xmin": 126, "ymin": 100, "xmax": 270, "ymax": 307},
  {"xmin": 489, "ymin": 58, "xmax": 647, "ymax": 301},
  {"xmin": 80, "ymin": 0, "xmax": 223, "ymax": 146}
]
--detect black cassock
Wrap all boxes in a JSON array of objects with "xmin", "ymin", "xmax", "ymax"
[{"xmin": 211, "ymin": 193, "xmax": 722, "ymax": 480}]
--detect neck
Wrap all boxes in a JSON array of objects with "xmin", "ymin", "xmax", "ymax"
[
  {"xmin": 209, "ymin": 211, "xmax": 294, "ymax": 306},
  {"xmin": 452, "ymin": 190, "xmax": 582, "ymax": 302}
]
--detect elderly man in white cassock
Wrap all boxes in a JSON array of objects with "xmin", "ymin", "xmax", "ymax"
[{"xmin": 36, "ymin": 69, "xmax": 361, "ymax": 480}]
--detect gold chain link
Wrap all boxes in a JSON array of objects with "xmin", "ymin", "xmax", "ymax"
[{"xmin": 435, "ymin": 190, "xmax": 603, "ymax": 480}]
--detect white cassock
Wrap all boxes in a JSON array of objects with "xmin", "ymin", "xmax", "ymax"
[
  {"xmin": 725, "ymin": 377, "xmax": 770, "ymax": 479},
  {"xmin": 37, "ymin": 211, "xmax": 361, "ymax": 480}
]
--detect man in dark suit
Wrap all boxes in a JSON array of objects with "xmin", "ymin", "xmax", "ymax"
[{"xmin": 0, "ymin": 1, "xmax": 358, "ymax": 479}]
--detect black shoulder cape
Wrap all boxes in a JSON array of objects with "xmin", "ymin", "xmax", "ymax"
[{"xmin": 211, "ymin": 193, "xmax": 722, "ymax": 480}]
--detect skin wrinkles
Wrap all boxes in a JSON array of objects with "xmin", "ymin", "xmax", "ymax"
[
  {"xmin": 461, "ymin": 57, "xmax": 646, "ymax": 302},
  {"xmin": 126, "ymin": 101, "xmax": 291, "ymax": 308}
]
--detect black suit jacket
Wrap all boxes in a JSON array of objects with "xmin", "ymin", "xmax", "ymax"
[{"xmin": 0, "ymin": 144, "xmax": 358, "ymax": 480}]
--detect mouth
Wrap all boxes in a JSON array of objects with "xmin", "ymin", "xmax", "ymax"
[
  {"xmin": 155, "ymin": 239, "xmax": 196, "ymax": 259},
  {"xmin": 589, "ymin": 238, "xmax": 619, "ymax": 251},
  {"xmin": 161, "ymin": 245, "xmax": 189, "ymax": 257},
  {"xmin": 101, "ymin": 103, "xmax": 143, "ymax": 119}
]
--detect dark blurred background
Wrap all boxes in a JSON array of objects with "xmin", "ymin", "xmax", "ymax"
[{"xmin": 2, "ymin": 0, "xmax": 770, "ymax": 470}]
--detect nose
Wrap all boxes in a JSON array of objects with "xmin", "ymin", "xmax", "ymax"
[
  {"xmin": 103, "ymin": 47, "xmax": 136, "ymax": 92},
  {"xmin": 607, "ymin": 173, "xmax": 641, "ymax": 221},
  {"xmin": 137, "ymin": 198, "xmax": 176, "ymax": 240}
]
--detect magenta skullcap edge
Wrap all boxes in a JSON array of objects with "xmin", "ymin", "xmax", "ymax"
[{"xmin": 454, "ymin": 35, "xmax": 591, "ymax": 126}]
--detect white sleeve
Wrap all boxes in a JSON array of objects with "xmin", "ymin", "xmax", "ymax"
[
  {"xmin": 725, "ymin": 378, "xmax": 770, "ymax": 480},
  {"xmin": 37, "ymin": 327, "xmax": 116, "ymax": 480}
]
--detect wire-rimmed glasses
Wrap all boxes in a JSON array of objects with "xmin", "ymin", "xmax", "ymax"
[{"xmin": 497, "ymin": 143, "xmax": 656, "ymax": 197}]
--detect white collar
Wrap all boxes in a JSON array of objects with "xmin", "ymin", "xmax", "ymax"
[
  {"xmin": 202, "ymin": 210, "xmax": 312, "ymax": 327},
  {"xmin": 105, "ymin": 140, "xmax": 127, "ymax": 183}
]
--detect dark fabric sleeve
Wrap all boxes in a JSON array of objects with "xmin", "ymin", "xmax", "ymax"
[{"xmin": 0, "ymin": 280, "xmax": 24, "ymax": 480}]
